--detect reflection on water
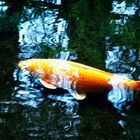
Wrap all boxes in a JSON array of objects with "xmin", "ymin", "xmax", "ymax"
[
  {"xmin": 105, "ymin": 0, "xmax": 140, "ymax": 136},
  {"xmin": 105, "ymin": 44, "xmax": 136, "ymax": 73},
  {"xmin": 105, "ymin": 0, "xmax": 139, "ymax": 111},
  {"xmin": 0, "ymin": 0, "xmax": 140, "ymax": 139},
  {"xmin": 108, "ymin": 75, "xmax": 134, "ymax": 110},
  {"xmin": 111, "ymin": 1, "xmax": 138, "ymax": 16},
  {"xmin": 105, "ymin": 41, "xmax": 136, "ymax": 110},
  {"xmin": 105, "ymin": 43, "xmax": 139, "ymax": 135},
  {"xmin": 44, "ymin": 99, "xmax": 80, "ymax": 138},
  {"xmin": 13, "ymin": 60, "xmax": 80, "ymax": 138},
  {"xmin": 0, "ymin": 1, "xmax": 8, "ymax": 14},
  {"xmin": 15, "ymin": 2, "xmax": 80, "ymax": 137},
  {"xmin": 14, "ymin": 69, "xmax": 43, "ymax": 108},
  {"xmin": 18, "ymin": 6, "xmax": 70, "ymax": 60}
]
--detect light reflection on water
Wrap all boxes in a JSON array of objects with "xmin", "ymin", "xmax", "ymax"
[
  {"xmin": 13, "ymin": 3, "xmax": 80, "ymax": 138},
  {"xmin": 105, "ymin": 0, "xmax": 139, "ymax": 110},
  {"xmin": 18, "ymin": 7, "xmax": 70, "ymax": 60},
  {"xmin": 105, "ymin": 41, "xmax": 136, "ymax": 110},
  {"xmin": 13, "ymin": 69, "xmax": 44, "ymax": 108},
  {"xmin": 105, "ymin": 45, "xmax": 136, "ymax": 73},
  {"xmin": 45, "ymin": 99, "xmax": 80, "ymax": 138},
  {"xmin": 108, "ymin": 74, "xmax": 134, "ymax": 110},
  {"xmin": 0, "ymin": 1, "xmax": 8, "ymax": 14},
  {"xmin": 105, "ymin": 1, "xmax": 140, "ymax": 133},
  {"xmin": 16, "ymin": 1, "xmax": 139, "ymax": 137},
  {"xmin": 111, "ymin": 1, "xmax": 138, "ymax": 16},
  {"xmin": 12, "ymin": 67, "xmax": 80, "ymax": 138}
]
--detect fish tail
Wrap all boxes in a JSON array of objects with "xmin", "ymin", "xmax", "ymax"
[{"xmin": 134, "ymin": 81, "xmax": 140, "ymax": 92}]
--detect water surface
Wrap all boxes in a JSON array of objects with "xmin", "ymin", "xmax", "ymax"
[{"xmin": 0, "ymin": 0, "xmax": 140, "ymax": 139}]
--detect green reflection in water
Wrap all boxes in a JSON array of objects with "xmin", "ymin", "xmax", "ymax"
[
  {"xmin": 66, "ymin": 0, "xmax": 111, "ymax": 68},
  {"xmin": 109, "ymin": 15, "xmax": 140, "ymax": 47}
]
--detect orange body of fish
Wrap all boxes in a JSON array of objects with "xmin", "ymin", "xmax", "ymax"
[{"xmin": 18, "ymin": 59, "xmax": 140, "ymax": 100}]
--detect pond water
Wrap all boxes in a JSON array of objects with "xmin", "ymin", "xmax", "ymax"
[{"xmin": 0, "ymin": 0, "xmax": 140, "ymax": 139}]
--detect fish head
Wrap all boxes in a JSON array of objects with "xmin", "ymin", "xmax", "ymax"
[
  {"xmin": 18, "ymin": 59, "xmax": 59, "ymax": 89},
  {"xmin": 18, "ymin": 59, "xmax": 35, "ymax": 71},
  {"xmin": 18, "ymin": 59, "xmax": 45, "ymax": 78}
]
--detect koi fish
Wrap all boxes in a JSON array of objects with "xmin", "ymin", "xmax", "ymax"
[{"xmin": 18, "ymin": 59, "xmax": 140, "ymax": 100}]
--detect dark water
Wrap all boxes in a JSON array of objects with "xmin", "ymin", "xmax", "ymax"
[{"xmin": 0, "ymin": 0, "xmax": 140, "ymax": 139}]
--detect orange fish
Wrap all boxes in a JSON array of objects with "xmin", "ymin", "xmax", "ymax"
[{"xmin": 18, "ymin": 59, "xmax": 140, "ymax": 100}]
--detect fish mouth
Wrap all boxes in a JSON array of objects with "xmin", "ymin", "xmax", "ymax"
[
  {"xmin": 18, "ymin": 60, "xmax": 31, "ymax": 71},
  {"xmin": 18, "ymin": 64, "xmax": 28, "ymax": 71},
  {"xmin": 18, "ymin": 61, "xmax": 26, "ymax": 68}
]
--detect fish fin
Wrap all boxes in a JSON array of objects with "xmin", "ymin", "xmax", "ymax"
[
  {"xmin": 39, "ymin": 79, "xmax": 57, "ymax": 89},
  {"xmin": 70, "ymin": 90, "xmax": 86, "ymax": 100}
]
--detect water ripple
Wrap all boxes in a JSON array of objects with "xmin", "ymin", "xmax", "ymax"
[
  {"xmin": 18, "ymin": 8, "xmax": 70, "ymax": 60},
  {"xmin": 112, "ymin": 1, "xmax": 138, "ymax": 16},
  {"xmin": 105, "ymin": 45, "xmax": 136, "ymax": 73},
  {"xmin": 108, "ymin": 75, "xmax": 134, "ymax": 110}
]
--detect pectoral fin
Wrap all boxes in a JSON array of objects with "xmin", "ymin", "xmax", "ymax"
[
  {"xmin": 39, "ymin": 79, "xmax": 57, "ymax": 89},
  {"xmin": 70, "ymin": 90, "xmax": 86, "ymax": 100}
]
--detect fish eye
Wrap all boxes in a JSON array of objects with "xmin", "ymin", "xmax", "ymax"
[{"xmin": 20, "ymin": 66, "xmax": 28, "ymax": 73}]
